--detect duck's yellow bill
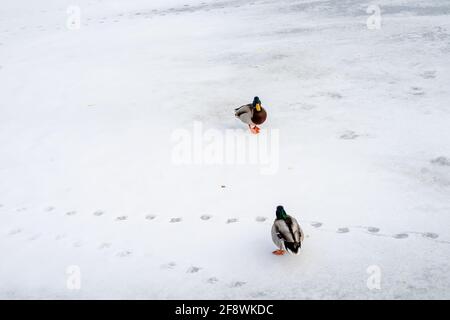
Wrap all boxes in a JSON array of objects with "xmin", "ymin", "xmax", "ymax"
[{"xmin": 255, "ymin": 104, "xmax": 261, "ymax": 111}]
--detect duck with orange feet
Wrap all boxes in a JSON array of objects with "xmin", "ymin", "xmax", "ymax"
[
  {"xmin": 234, "ymin": 96, "xmax": 267, "ymax": 134},
  {"xmin": 271, "ymin": 206, "xmax": 304, "ymax": 256}
]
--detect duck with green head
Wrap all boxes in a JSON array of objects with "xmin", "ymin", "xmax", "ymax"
[
  {"xmin": 234, "ymin": 96, "xmax": 267, "ymax": 134},
  {"xmin": 271, "ymin": 206, "xmax": 304, "ymax": 255}
]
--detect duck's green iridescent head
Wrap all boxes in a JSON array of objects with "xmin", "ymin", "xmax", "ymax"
[
  {"xmin": 252, "ymin": 96, "xmax": 262, "ymax": 112},
  {"xmin": 276, "ymin": 206, "xmax": 288, "ymax": 220}
]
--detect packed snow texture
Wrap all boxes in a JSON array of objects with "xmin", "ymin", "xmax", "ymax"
[{"xmin": 1, "ymin": 0, "xmax": 450, "ymax": 299}]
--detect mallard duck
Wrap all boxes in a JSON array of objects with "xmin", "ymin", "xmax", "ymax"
[
  {"xmin": 271, "ymin": 206, "xmax": 304, "ymax": 255},
  {"xmin": 234, "ymin": 96, "xmax": 267, "ymax": 134}
]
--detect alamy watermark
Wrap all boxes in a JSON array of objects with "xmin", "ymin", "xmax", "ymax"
[
  {"xmin": 171, "ymin": 121, "xmax": 280, "ymax": 175},
  {"xmin": 66, "ymin": 6, "xmax": 81, "ymax": 30},
  {"xmin": 366, "ymin": 265, "xmax": 382, "ymax": 290},
  {"xmin": 366, "ymin": 5, "xmax": 382, "ymax": 30},
  {"xmin": 66, "ymin": 265, "xmax": 81, "ymax": 290}
]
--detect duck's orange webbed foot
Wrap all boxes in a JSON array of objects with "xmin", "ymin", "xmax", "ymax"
[
  {"xmin": 249, "ymin": 125, "xmax": 260, "ymax": 134},
  {"xmin": 272, "ymin": 250, "xmax": 286, "ymax": 256}
]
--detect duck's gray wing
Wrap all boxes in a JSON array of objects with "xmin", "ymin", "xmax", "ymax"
[
  {"xmin": 271, "ymin": 222, "xmax": 285, "ymax": 249},
  {"xmin": 289, "ymin": 217, "xmax": 303, "ymax": 243},
  {"xmin": 235, "ymin": 104, "xmax": 252, "ymax": 116},
  {"xmin": 235, "ymin": 104, "xmax": 254, "ymax": 125},
  {"xmin": 273, "ymin": 220, "xmax": 296, "ymax": 243}
]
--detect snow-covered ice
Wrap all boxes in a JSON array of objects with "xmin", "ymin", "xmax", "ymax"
[{"xmin": 1, "ymin": 0, "xmax": 450, "ymax": 299}]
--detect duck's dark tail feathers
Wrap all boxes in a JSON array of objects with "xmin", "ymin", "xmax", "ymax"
[{"xmin": 285, "ymin": 242, "xmax": 301, "ymax": 255}]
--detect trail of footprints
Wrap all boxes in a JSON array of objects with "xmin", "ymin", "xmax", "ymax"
[
  {"xmin": 4, "ymin": 203, "xmax": 450, "ymax": 271},
  {"xmin": 307, "ymin": 220, "xmax": 441, "ymax": 241},
  {"xmin": 2, "ymin": 203, "xmax": 449, "ymax": 295},
  {"xmin": 3, "ymin": 205, "xmax": 448, "ymax": 243},
  {"xmin": 160, "ymin": 261, "xmax": 247, "ymax": 289},
  {"xmin": 0, "ymin": 1, "xmax": 258, "ymax": 39},
  {"xmin": 3, "ymin": 205, "xmax": 449, "ymax": 254}
]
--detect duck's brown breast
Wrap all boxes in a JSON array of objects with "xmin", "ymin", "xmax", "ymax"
[{"xmin": 251, "ymin": 107, "xmax": 267, "ymax": 125}]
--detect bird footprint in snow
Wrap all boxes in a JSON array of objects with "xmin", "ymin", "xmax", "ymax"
[
  {"xmin": 28, "ymin": 234, "xmax": 41, "ymax": 241},
  {"xmin": 420, "ymin": 70, "xmax": 436, "ymax": 79},
  {"xmin": 187, "ymin": 266, "xmax": 201, "ymax": 273},
  {"xmin": 8, "ymin": 228, "xmax": 22, "ymax": 236},
  {"xmin": 55, "ymin": 234, "xmax": 66, "ymax": 240},
  {"xmin": 337, "ymin": 227, "xmax": 350, "ymax": 233},
  {"xmin": 99, "ymin": 242, "xmax": 112, "ymax": 249},
  {"xmin": 230, "ymin": 281, "xmax": 246, "ymax": 288},
  {"xmin": 340, "ymin": 131, "xmax": 359, "ymax": 140},
  {"xmin": 422, "ymin": 232, "xmax": 439, "ymax": 239},
  {"xmin": 431, "ymin": 156, "xmax": 450, "ymax": 167},
  {"xmin": 117, "ymin": 250, "xmax": 132, "ymax": 257},
  {"xmin": 73, "ymin": 241, "xmax": 83, "ymax": 248},
  {"xmin": 393, "ymin": 233, "xmax": 409, "ymax": 239},
  {"xmin": 161, "ymin": 262, "xmax": 177, "ymax": 269},
  {"xmin": 410, "ymin": 87, "xmax": 425, "ymax": 96},
  {"xmin": 207, "ymin": 277, "xmax": 219, "ymax": 284}
]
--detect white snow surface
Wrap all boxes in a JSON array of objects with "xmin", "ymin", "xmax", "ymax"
[{"xmin": 1, "ymin": 0, "xmax": 450, "ymax": 299}]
